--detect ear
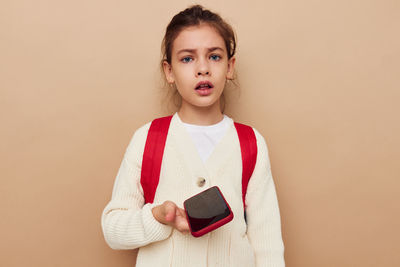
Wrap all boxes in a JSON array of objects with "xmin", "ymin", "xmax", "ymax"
[
  {"xmin": 163, "ymin": 60, "xmax": 175, "ymax": 84},
  {"xmin": 226, "ymin": 56, "xmax": 236, "ymax": 80}
]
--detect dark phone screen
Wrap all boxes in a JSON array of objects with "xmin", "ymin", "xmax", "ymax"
[{"xmin": 185, "ymin": 187, "xmax": 231, "ymax": 232}]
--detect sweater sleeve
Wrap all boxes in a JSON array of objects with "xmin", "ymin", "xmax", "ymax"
[
  {"xmin": 101, "ymin": 123, "xmax": 172, "ymax": 250},
  {"xmin": 245, "ymin": 129, "xmax": 285, "ymax": 267}
]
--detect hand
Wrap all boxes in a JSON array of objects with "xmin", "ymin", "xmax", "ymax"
[{"xmin": 152, "ymin": 201, "xmax": 190, "ymax": 233}]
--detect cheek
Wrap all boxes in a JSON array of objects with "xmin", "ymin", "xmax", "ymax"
[
  {"xmin": 214, "ymin": 68, "xmax": 228, "ymax": 80},
  {"xmin": 175, "ymin": 68, "xmax": 193, "ymax": 83},
  {"xmin": 213, "ymin": 62, "xmax": 228, "ymax": 72}
]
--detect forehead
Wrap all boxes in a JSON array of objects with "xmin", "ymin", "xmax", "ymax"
[{"xmin": 172, "ymin": 24, "xmax": 226, "ymax": 53}]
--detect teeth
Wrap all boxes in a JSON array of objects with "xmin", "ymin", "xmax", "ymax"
[{"xmin": 196, "ymin": 83, "xmax": 212, "ymax": 89}]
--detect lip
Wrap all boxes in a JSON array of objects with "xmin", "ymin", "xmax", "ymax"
[{"xmin": 195, "ymin": 80, "xmax": 214, "ymax": 90}]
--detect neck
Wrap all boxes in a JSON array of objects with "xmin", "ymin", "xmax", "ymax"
[{"xmin": 178, "ymin": 101, "xmax": 223, "ymax": 126}]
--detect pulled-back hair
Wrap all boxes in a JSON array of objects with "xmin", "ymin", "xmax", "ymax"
[{"xmin": 160, "ymin": 4, "xmax": 238, "ymax": 112}]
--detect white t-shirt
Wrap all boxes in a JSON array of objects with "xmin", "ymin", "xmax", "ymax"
[{"xmin": 176, "ymin": 112, "xmax": 231, "ymax": 163}]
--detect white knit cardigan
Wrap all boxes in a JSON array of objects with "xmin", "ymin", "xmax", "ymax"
[{"xmin": 101, "ymin": 114, "xmax": 285, "ymax": 267}]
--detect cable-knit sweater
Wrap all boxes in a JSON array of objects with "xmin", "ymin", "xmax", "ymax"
[{"xmin": 101, "ymin": 113, "xmax": 285, "ymax": 267}]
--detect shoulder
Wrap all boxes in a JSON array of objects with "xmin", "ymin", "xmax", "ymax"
[
  {"xmin": 252, "ymin": 127, "xmax": 269, "ymax": 151},
  {"xmin": 249, "ymin": 126, "xmax": 272, "ymax": 170},
  {"xmin": 127, "ymin": 121, "xmax": 152, "ymax": 149},
  {"xmin": 234, "ymin": 122, "xmax": 271, "ymax": 169},
  {"xmin": 248, "ymin": 127, "xmax": 270, "ymax": 166},
  {"xmin": 124, "ymin": 115, "xmax": 174, "ymax": 159},
  {"xmin": 233, "ymin": 120, "xmax": 269, "ymax": 154},
  {"xmin": 123, "ymin": 120, "xmax": 152, "ymax": 163},
  {"xmin": 234, "ymin": 123, "xmax": 273, "ymax": 177}
]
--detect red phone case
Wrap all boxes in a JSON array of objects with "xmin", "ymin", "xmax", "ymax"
[{"xmin": 184, "ymin": 186, "xmax": 234, "ymax": 237}]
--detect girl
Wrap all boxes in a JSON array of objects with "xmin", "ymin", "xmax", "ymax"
[{"xmin": 101, "ymin": 5, "xmax": 285, "ymax": 267}]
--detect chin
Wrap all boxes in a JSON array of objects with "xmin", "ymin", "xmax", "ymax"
[{"xmin": 193, "ymin": 100, "xmax": 220, "ymax": 109}]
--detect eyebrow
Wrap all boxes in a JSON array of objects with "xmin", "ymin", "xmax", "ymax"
[{"xmin": 177, "ymin": 47, "xmax": 224, "ymax": 55}]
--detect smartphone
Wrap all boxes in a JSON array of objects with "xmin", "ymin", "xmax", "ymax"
[{"xmin": 183, "ymin": 186, "xmax": 234, "ymax": 237}]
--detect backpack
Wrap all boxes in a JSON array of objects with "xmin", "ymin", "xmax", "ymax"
[{"xmin": 140, "ymin": 115, "xmax": 257, "ymax": 211}]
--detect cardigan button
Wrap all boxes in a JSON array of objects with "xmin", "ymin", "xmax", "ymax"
[{"xmin": 197, "ymin": 177, "xmax": 206, "ymax": 187}]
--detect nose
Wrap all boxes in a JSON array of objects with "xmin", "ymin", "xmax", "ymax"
[
  {"xmin": 196, "ymin": 58, "xmax": 210, "ymax": 76},
  {"xmin": 197, "ymin": 70, "xmax": 209, "ymax": 75}
]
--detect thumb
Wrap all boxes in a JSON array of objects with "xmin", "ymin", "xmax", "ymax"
[{"xmin": 163, "ymin": 201, "xmax": 177, "ymax": 223}]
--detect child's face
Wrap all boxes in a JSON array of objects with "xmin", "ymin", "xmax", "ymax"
[{"xmin": 163, "ymin": 24, "xmax": 235, "ymax": 111}]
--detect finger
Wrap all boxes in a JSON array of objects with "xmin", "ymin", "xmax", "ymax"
[
  {"xmin": 176, "ymin": 207, "xmax": 187, "ymax": 219},
  {"xmin": 175, "ymin": 213, "xmax": 190, "ymax": 233},
  {"xmin": 176, "ymin": 219, "xmax": 190, "ymax": 233}
]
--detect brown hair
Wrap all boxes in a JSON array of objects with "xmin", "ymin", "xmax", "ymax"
[{"xmin": 160, "ymin": 4, "xmax": 238, "ymax": 112}]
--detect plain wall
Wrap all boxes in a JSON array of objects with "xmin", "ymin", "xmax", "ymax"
[{"xmin": 1, "ymin": 0, "xmax": 399, "ymax": 266}]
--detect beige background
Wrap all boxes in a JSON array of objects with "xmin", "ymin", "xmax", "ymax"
[{"xmin": 1, "ymin": 0, "xmax": 399, "ymax": 266}]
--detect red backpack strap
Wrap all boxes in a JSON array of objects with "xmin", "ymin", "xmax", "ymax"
[
  {"xmin": 141, "ymin": 116, "xmax": 173, "ymax": 204},
  {"xmin": 234, "ymin": 122, "xmax": 258, "ymax": 209}
]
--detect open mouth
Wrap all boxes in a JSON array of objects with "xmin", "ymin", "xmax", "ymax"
[{"xmin": 195, "ymin": 81, "xmax": 214, "ymax": 90}]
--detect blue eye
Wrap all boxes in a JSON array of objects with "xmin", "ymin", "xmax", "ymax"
[
  {"xmin": 181, "ymin": 57, "xmax": 193, "ymax": 63},
  {"xmin": 210, "ymin": 54, "xmax": 221, "ymax": 61}
]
